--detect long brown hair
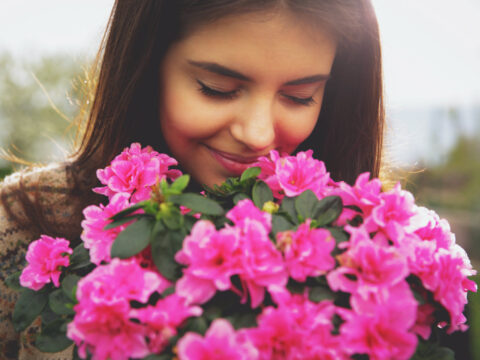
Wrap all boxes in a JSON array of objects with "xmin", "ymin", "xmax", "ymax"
[{"xmin": 3, "ymin": 0, "xmax": 384, "ymax": 237}]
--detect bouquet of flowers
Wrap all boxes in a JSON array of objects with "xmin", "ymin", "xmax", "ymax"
[{"xmin": 8, "ymin": 143, "xmax": 477, "ymax": 360}]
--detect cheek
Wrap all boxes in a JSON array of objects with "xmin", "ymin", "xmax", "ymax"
[
  {"xmin": 160, "ymin": 80, "xmax": 232, "ymax": 139},
  {"xmin": 277, "ymin": 114, "xmax": 318, "ymax": 149},
  {"xmin": 276, "ymin": 105, "xmax": 323, "ymax": 150}
]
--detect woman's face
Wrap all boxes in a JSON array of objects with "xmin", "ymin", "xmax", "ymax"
[{"xmin": 159, "ymin": 10, "xmax": 337, "ymax": 187}]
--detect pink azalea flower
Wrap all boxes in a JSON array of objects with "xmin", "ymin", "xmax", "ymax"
[
  {"xmin": 235, "ymin": 218, "xmax": 287, "ymax": 307},
  {"xmin": 255, "ymin": 150, "xmax": 331, "ymax": 199},
  {"xmin": 68, "ymin": 259, "xmax": 170, "ymax": 359},
  {"xmin": 130, "ymin": 294, "xmax": 202, "ymax": 353},
  {"xmin": 175, "ymin": 221, "xmax": 242, "ymax": 304},
  {"xmin": 244, "ymin": 290, "xmax": 345, "ymax": 360},
  {"xmin": 364, "ymin": 183, "xmax": 416, "ymax": 243},
  {"xmin": 177, "ymin": 202, "xmax": 286, "ymax": 308},
  {"xmin": 81, "ymin": 192, "xmax": 132, "ymax": 265},
  {"xmin": 327, "ymin": 226, "xmax": 409, "ymax": 300},
  {"xmin": 401, "ymin": 235, "xmax": 440, "ymax": 291},
  {"xmin": 413, "ymin": 303, "xmax": 436, "ymax": 340},
  {"xmin": 277, "ymin": 220, "xmax": 336, "ymax": 281},
  {"xmin": 329, "ymin": 172, "xmax": 382, "ymax": 226},
  {"xmin": 94, "ymin": 143, "xmax": 181, "ymax": 202},
  {"xmin": 226, "ymin": 200, "xmax": 287, "ymax": 307},
  {"xmin": 177, "ymin": 319, "xmax": 259, "ymax": 360},
  {"xmin": 339, "ymin": 282, "xmax": 418, "ymax": 360},
  {"xmin": 432, "ymin": 247, "xmax": 477, "ymax": 333},
  {"xmin": 226, "ymin": 199, "xmax": 272, "ymax": 233},
  {"xmin": 68, "ymin": 299, "xmax": 148, "ymax": 360},
  {"xmin": 339, "ymin": 307, "xmax": 417, "ymax": 360},
  {"xmin": 410, "ymin": 206, "xmax": 455, "ymax": 250},
  {"xmin": 19, "ymin": 235, "xmax": 73, "ymax": 291}
]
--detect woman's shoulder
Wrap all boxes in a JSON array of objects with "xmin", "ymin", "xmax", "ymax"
[
  {"xmin": 0, "ymin": 162, "xmax": 80, "ymax": 359},
  {"xmin": 0, "ymin": 162, "xmax": 85, "ymax": 237},
  {"xmin": 1, "ymin": 162, "xmax": 72, "ymax": 204}
]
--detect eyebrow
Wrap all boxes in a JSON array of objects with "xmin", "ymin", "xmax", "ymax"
[{"xmin": 187, "ymin": 60, "xmax": 330, "ymax": 86}]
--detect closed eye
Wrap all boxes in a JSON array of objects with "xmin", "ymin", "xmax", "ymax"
[
  {"xmin": 282, "ymin": 94, "xmax": 317, "ymax": 106},
  {"xmin": 197, "ymin": 80, "xmax": 239, "ymax": 100},
  {"xmin": 197, "ymin": 79, "xmax": 316, "ymax": 106}
]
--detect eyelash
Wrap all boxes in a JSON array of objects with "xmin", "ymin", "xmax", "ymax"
[{"xmin": 196, "ymin": 80, "xmax": 317, "ymax": 106}]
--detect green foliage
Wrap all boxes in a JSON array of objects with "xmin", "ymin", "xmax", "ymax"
[
  {"xmin": 61, "ymin": 274, "xmax": 81, "ymax": 301},
  {"xmin": 411, "ymin": 338, "xmax": 455, "ymax": 360},
  {"xmin": 469, "ymin": 275, "xmax": 480, "ymax": 360},
  {"xmin": 240, "ymin": 166, "xmax": 261, "ymax": 182},
  {"xmin": 5, "ymin": 271, "xmax": 22, "ymax": 291},
  {"xmin": 13, "ymin": 288, "xmax": 49, "ymax": 332},
  {"xmin": 151, "ymin": 228, "xmax": 185, "ymax": 281},
  {"xmin": 252, "ymin": 181, "xmax": 273, "ymax": 209},
  {"xmin": 69, "ymin": 244, "xmax": 91, "ymax": 271},
  {"xmin": 312, "ymin": 196, "xmax": 343, "ymax": 227},
  {"xmin": 0, "ymin": 52, "xmax": 87, "ymax": 164},
  {"xmin": 111, "ymin": 217, "xmax": 155, "ymax": 259},
  {"xmin": 408, "ymin": 135, "xmax": 480, "ymax": 212},
  {"xmin": 0, "ymin": 166, "xmax": 13, "ymax": 180},
  {"xmin": 35, "ymin": 319, "xmax": 73, "ymax": 353},
  {"xmin": 169, "ymin": 193, "xmax": 224, "ymax": 216},
  {"xmin": 49, "ymin": 289, "xmax": 75, "ymax": 315}
]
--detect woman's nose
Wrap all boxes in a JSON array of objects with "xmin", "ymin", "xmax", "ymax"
[{"xmin": 230, "ymin": 97, "xmax": 276, "ymax": 151}]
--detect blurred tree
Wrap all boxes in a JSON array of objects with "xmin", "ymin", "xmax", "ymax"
[
  {"xmin": 0, "ymin": 52, "xmax": 87, "ymax": 166},
  {"xmin": 410, "ymin": 134, "xmax": 480, "ymax": 212}
]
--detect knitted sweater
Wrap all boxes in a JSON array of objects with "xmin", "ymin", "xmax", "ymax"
[{"xmin": 0, "ymin": 164, "xmax": 84, "ymax": 360}]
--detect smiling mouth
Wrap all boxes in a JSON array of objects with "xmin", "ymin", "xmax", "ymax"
[{"xmin": 205, "ymin": 146, "xmax": 264, "ymax": 176}]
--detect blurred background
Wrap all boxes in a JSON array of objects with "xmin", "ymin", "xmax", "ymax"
[{"xmin": 0, "ymin": 0, "xmax": 479, "ymax": 358}]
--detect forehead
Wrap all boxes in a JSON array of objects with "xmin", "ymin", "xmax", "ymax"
[{"xmin": 167, "ymin": 10, "xmax": 337, "ymax": 82}]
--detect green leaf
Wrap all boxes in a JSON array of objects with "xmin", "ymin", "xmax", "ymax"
[
  {"xmin": 170, "ymin": 174, "xmax": 190, "ymax": 193},
  {"xmin": 69, "ymin": 243, "xmax": 91, "ymax": 270},
  {"xmin": 295, "ymin": 190, "xmax": 319, "ymax": 221},
  {"xmin": 308, "ymin": 286, "xmax": 336, "ymax": 303},
  {"xmin": 411, "ymin": 340, "xmax": 455, "ymax": 360},
  {"xmin": 286, "ymin": 279, "xmax": 305, "ymax": 294},
  {"xmin": 12, "ymin": 289, "xmax": 48, "ymax": 332},
  {"xmin": 161, "ymin": 286, "xmax": 175, "ymax": 298},
  {"xmin": 35, "ymin": 319, "xmax": 73, "ymax": 353},
  {"xmin": 111, "ymin": 217, "xmax": 154, "ymax": 259},
  {"xmin": 233, "ymin": 193, "xmax": 249, "ymax": 204},
  {"xmin": 5, "ymin": 271, "xmax": 22, "ymax": 291},
  {"xmin": 280, "ymin": 196, "xmax": 298, "ymax": 224},
  {"xmin": 61, "ymin": 274, "xmax": 80, "ymax": 301},
  {"xmin": 240, "ymin": 166, "xmax": 261, "ymax": 182},
  {"xmin": 271, "ymin": 214, "xmax": 293, "ymax": 236},
  {"xmin": 313, "ymin": 196, "xmax": 343, "ymax": 227},
  {"xmin": 103, "ymin": 214, "xmax": 144, "ymax": 230},
  {"xmin": 411, "ymin": 286, "xmax": 426, "ymax": 305},
  {"xmin": 185, "ymin": 316, "xmax": 208, "ymax": 335},
  {"xmin": 252, "ymin": 181, "xmax": 273, "ymax": 209},
  {"xmin": 109, "ymin": 201, "xmax": 147, "ymax": 222},
  {"xmin": 151, "ymin": 230, "xmax": 183, "ymax": 281},
  {"xmin": 228, "ymin": 312, "xmax": 258, "ymax": 329},
  {"xmin": 142, "ymin": 355, "xmax": 169, "ymax": 360},
  {"xmin": 203, "ymin": 305, "xmax": 223, "ymax": 321},
  {"xmin": 151, "ymin": 219, "xmax": 166, "ymax": 240},
  {"xmin": 161, "ymin": 206, "xmax": 183, "ymax": 230},
  {"xmin": 49, "ymin": 289, "xmax": 75, "ymax": 315},
  {"xmin": 170, "ymin": 193, "xmax": 224, "ymax": 216},
  {"xmin": 40, "ymin": 305, "xmax": 60, "ymax": 327},
  {"xmin": 328, "ymin": 227, "xmax": 349, "ymax": 246}
]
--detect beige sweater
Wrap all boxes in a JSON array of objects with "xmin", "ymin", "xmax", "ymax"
[{"xmin": 0, "ymin": 164, "xmax": 84, "ymax": 360}]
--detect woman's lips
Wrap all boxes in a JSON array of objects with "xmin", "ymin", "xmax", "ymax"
[{"xmin": 206, "ymin": 146, "xmax": 262, "ymax": 176}]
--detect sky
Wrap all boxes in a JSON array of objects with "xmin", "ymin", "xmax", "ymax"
[{"xmin": 1, "ymin": 0, "xmax": 479, "ymax": 108}]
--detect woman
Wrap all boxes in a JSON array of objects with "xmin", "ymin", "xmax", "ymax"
[{"xmin": 0, "ymin": 0, "xmax": 383, "ymax": 358}]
